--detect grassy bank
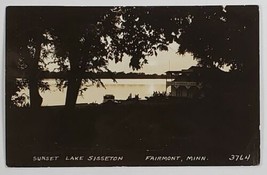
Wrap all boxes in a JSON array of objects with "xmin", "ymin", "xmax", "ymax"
[{"xmin": 6, "ymin": 97, "xmax": 259, "ymax": 166}]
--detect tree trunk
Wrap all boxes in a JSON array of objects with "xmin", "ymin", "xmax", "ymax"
[
  {"xmin": 29, "ymin": 78, "xmax": 43, "ymax": 108},
  {"xmin": 28, "ymin": 41, "xmax": 43, "ymax": 108},
  {"xmin": 65, "ymin": 49, "xmax": 83, "ymax": 109},
  {"xmin": 65, "ymin": 76, "xmax": 82, "ymax": 109}
]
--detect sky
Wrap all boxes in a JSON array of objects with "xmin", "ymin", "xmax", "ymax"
[
  {"xmin": 44, "ymin": 42, "xmax": 199, "ymax": 74},
  {"xmin": 44, "ymin": 42, "xmax": 230, "ymax": 74},
  {"xmin": 107, "ymin": 42, "xmax": 198, "ymax": 74}
]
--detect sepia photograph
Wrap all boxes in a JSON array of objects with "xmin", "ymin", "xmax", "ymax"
[{"xmin": 5, "ymin": 6, "xmax": 260, "ymax": 167}]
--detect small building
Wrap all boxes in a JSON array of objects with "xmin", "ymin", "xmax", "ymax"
[
  {"xmin": 166, "ymin": 66, "xmax": 225, "ymax": 98},
  {"xmin": 103, "ymin": 94, "xmax": 115, "ymax": 103}
]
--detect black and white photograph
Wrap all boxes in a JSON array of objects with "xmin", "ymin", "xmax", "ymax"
[{"xmin": 5, "ymin": 5, "xmax": 260, "ymax": 167}]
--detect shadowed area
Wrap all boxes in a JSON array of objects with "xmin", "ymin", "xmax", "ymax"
[{"xmin": 6, "ymin": 93, "xmax": 259, "ymax": 166}]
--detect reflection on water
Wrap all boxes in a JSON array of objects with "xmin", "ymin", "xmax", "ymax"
[{"xmin": 39, "ymin": 79, "xmax": 166, "ymax": 106}]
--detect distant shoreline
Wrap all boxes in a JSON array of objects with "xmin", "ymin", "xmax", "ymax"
[
  {"xmin": 13, "ymin": 72, "xmax": 168, "ymax": 79},
  {"xmin": 15, "ymin": 77, "xmax": 167, "ymax": 79}
]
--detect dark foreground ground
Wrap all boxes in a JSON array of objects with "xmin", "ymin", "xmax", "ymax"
[{"xmin": 6, "ymin": 96, "xmax": 259, "ymax": 167}]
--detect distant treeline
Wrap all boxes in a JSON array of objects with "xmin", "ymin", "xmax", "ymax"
[{"xmin": 17, "ymin": 71, "xmax": 167, "ymax": 79}]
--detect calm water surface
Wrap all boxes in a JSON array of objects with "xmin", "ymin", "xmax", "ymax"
[{"xmin": 39, "ymin": 79, "xmax": 166, "ymax": 106}]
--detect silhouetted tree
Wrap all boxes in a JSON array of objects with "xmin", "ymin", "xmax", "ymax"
[
  {"xmin": 176, "ymin": 6, "xmax": 258, "ymax": 74},
  {"xmin": 119, "ymin": 6, "xmax": 258, "ymax": 102},
  {"xmin": 46, "ymin": 8, "xmax": 121, "ymax": 108},
  {"xmin": 6, "ymin": 7, "xmax": 51, "ymax": 108},
  {"xmin": 48, "ymin": 7, "xmax": 178, "ymax": 108},
  {"xmin": 119, "ymin": 6, "xmax": 258, "ymax": 73},
  {"xmin": 6, "ymin": 6, "xmax": 258, "ymax": 108}
]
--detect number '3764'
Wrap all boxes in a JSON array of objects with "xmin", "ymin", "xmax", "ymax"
[{"xmin": 228, "ymin": 154, "xmax": 251, "ymax": 161}]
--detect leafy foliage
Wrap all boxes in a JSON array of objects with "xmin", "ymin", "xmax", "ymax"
[
  {"xmin": 10, "ymin": 79, "xmax": 30, "ymax": 107},
  {"xmin": 6, "ymin": 6, "xmax": 258, "ymax": 107}
]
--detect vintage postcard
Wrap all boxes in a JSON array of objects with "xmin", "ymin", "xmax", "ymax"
[{"xmin": 5, "ymin": 6, "xmax": 260, "ymax": 167}]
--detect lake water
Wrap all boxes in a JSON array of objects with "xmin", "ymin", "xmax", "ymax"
[{"xmin": 38, "ymin": 79, "xmax": 166, "ymax": 106}]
